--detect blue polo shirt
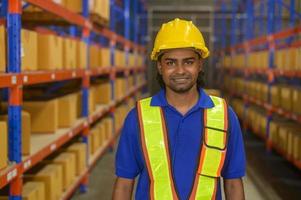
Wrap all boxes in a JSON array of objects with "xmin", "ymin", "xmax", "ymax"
[{"xmin": 115, "ymin": 89, "xmax": 246, "ymax": 200}]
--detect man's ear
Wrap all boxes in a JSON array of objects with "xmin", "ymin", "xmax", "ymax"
[{"xmin": 157, "ymin": 61, "xmax": 162, "ymax": 74}]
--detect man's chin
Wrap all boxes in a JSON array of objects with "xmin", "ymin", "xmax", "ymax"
[{"xmin": 169, "ymin": 85, "xmax": 195, "ymax": 94}]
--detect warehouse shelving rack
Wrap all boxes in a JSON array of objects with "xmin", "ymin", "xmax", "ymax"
[
  {"xmin": 214, "ymin": 0, "xmax": 301, "ymax": 170},
  {"xmin": 0, "ymin": 0, "xmax": 148, "ymax": 199}
]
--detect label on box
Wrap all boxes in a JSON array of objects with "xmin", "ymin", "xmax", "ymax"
[
  {"xmin": 89, "ymin": 0, "xmax": 94, "ymax": 10},
  {"xmin": 53, "ymin": 0, "xmax": 62, "ymax": 4},
  {"xmin": 21, "ymin": 43, "xmax": 25, "ymax": 58}
]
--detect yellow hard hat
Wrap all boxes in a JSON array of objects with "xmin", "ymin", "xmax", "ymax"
[{"xmin": 151, "ymin": 18, "xmax": 210, "ymax": 61}]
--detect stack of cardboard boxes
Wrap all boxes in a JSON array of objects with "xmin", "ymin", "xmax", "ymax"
[{"xmin": 89, "ymin": 117, "xmax": 113, "ymax": 157}]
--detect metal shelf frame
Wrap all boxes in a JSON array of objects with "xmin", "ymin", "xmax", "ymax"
[
  {"xmin": 0, "ymin": 0, "xmax": 148, "ymax": 199},
  {"xmin": 214, "ymin": 0, "xmax": 301, "ymax": 170}
]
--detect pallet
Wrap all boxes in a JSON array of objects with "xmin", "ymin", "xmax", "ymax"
[
  {"xmin": 22, "ymin": 12, "xmax": 109, "ymax": 28},
  {"xmin": 89, "ymin": 13, "xmax": 109, "ymax": 28},
  {"xmin": 22, "ymin": 11, "xmax": 72, "ymax": 27}
]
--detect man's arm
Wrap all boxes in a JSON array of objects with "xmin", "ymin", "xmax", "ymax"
[
  {"xmin": 112, "ymin": 177, "xmax": 135, "ymax": 200},
  {"xmin": 224, "ymin": 178, "xmax": 245, "ymax": 200}
]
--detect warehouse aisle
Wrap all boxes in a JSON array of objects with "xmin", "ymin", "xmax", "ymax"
[
  {"xmin": 72, "ymin": 148, "xmax": 116, "ymax": 200},
  {"xmin": 72, "ymin": 147, "xmax": 267, "ymax": 200}
]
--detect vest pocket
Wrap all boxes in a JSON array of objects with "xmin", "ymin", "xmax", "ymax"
[{"xmin": 203, "ymin": 127, "xmax": 227, "ymax": 151}]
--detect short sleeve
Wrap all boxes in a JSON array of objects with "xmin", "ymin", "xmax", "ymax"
[
  {"xmin": 221, "ymin": 106, "xmax": 246, "ymax": 179},
  {"xmin": 115, "ymin": 108, "xmax": 143, "ymax": 179}
]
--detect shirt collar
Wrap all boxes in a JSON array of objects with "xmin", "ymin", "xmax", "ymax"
[{"xmin": 150, "ymin": 88, "xmax": 214, "ymax": 109}]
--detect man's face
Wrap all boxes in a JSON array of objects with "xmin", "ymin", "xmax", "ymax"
[{"xmin": 157, "ymin": 48, "xmax": 203, "ymax": 93}]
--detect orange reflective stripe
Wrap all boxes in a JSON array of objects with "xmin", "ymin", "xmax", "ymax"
[{"xmin": 137, "ymin": 101, "xmax": 155, "ymax": 200}]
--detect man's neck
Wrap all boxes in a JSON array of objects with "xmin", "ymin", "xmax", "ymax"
[{"xmin": 165, "ymin": 87, "xmax": 199, "ymax": 115}]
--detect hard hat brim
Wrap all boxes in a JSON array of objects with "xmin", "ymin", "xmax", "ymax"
[{"xmin": 151, "ymin": 45, "xmax": 210, "ymax": 61}]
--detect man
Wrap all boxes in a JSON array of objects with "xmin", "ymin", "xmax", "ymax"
[{"xmin": 113, "ymin": 18, "xmax": 246, "ymax": 200}]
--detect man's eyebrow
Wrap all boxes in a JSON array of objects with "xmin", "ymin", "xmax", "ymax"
[
  {"xmin": 183, "ymin": 57, "xmax": 196, "ymax": 60},
  {"xmin": 163, "ymin": 58, "xmax": 177, "ymax": 61}
]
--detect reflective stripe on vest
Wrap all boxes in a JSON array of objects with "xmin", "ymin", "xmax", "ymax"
[{"xmin": 137, "ymin": 96, "xmax": 228, "ymax": 200}]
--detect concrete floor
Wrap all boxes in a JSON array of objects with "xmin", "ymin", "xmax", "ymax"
[{"xmin": 71, "ymin": 148, "xmax": 268, "ymax": 200}]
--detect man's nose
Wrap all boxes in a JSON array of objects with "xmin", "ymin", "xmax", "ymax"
[{"xmin": 175, "ymin": 64, "xmax": 185, "ymax": 74}]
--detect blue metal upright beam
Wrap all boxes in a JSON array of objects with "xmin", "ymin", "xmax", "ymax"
[
  {"xmin": 220, "ymin": 1, "xmax": 227, "ymax": 49},
  {"xmin": 231, "ymin": 0, "xmax": 238, "ymax": 46},
  {"xmin": 7, "ymin": 0, "xmax": 22, "ymax": 166},
  {"xmin": 245, "ymin": 0, "xmax": 254, "ymax": 40},
  {"xmin": 289, "ymin": 0, "xmax": 296, "ymax": 27},
  {"xmin": 7, "ymin": 0, "xmax": 22, "ymax": 199},
  {"xmin": 266, "ymin": 0, "xmax": 276, "ymax": 151},
  {"xmin": 80, "ymin": 0, "xmax": 90, "ymax": 192},
  {"xmin": 124, "ymin": 0, "xmax": 130, "ymax": 65}
]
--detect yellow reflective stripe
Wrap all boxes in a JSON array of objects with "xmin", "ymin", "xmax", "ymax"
[
  {"xmin": 206, "ymin": 96, "xmax": 225, "ymax": 131},
  {"xmin": 205, "ymin": 128, "xmax": 225, "ymax": 149},
  {"xmin": 200, "ymin": 145, "xmax": 224, "ymax": 176},
  {"xmin": 138, "ymin": 97, "xmax": 175, "ymax": 200},
  {"xmin": 198, "ymin": 96, "xmax": 227, "ymax": 177},
  {"xmin": 195, "ymin": 176, "xmax": 217, "ymax": 200}
]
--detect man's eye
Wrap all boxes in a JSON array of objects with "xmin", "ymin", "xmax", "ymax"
[
  {"xmin": 185, "ymin": 61, "xmax": 194, "ymax": 65},
  {"xmin": 166, "ymin": 61, "xmax": 175, "ymax": 66}
]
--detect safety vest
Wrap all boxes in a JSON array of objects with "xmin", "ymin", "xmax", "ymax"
[{"xmin": 136, "ymin": 95, "xmax": 228, "ymax": 200}]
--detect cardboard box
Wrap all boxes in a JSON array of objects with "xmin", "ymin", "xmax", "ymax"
[
  {"xmin": 0, "ymin": 111, "xmax": 31, "ymax": 155},
  {"xmin": 97, "ymin": 123, "xmax": 105, "ymax": 147},
  {"xmin": 21, "ymin": 29, "xmax": 38, "ymax": 71},
  {"xmin": 280, "ymin": 86, "xmax": 293, "ymax": 111},
  {"xmin": 288, "ymin": 48, "xmax": 296, "ymax": 70},
  {"xmin": 103, "ymin": 117, "xmax": 113, "ymax": 140},
  {"xmin": 88, "ymin": 133, "xmax": 93, "ymax": 156},
  {"xmin": 64, "ymin": 0, "xmax": 82, "ymax": 13},
  {"xmin": 286, "ymin": 125, "xmax": 301, "ymax": 158},
  {"xmin": 76, "ymin": 40, "xmax": 87, "ymax": 69},
  {"xmin": 293, "ymin": 89, "xmax": 301, "ymax": 115},
  {"xmin": 114, "ymin": 50, "xmax": 125, "ymax": 67},
  {"xmin": 25, "ymin": 165, "xmax": 57, "ymax": 200},
  {"xmin": 38, "ymin": 34, "xmax": 63, "ymax": 70},
  {"xmin": 115, "ymin": 78, "xmax": 126, "ymax": 100},
  {"xmin": 0, "ymin": 26, "xmax": 6, "ymax": 72},
  {"xmin": 91, "ymin": 0, "xmax": 111, "ymax": 21},
  {"xmin": 32, "ymin": 182, "xmax": 45, "ymax": 200},
  {"xmin": 0, "ymin": 121, "xmax": 7, "ymax": 170},
  {"xmin": 271, "ymin": 85, "xmax": 281, "ymax": 107},
  {"xmin": 23, "ymin": 181, "xmax": 45, "ymax": 200},
  {"xmin": 278, "ymin": 126, "xmax": 288, "ymax": 152},
  {"xmin": 65, "ymin": 143, "xmax": 86, "ymax": 175},
  {"xmin": 89, "ymin": 87, "xmax": 96, "ymax": 113},
  {"xmin": 23, "ymin": 99, "xmax": 58, "ymax": 133},
  {"xmin": 293, "ymin": 133, "xmax": 301, "ymax": 160},
  {"xmin": 269, "ymin": 120, "xmax": 279, "ymax": 144},
  {"xmin": 44, "ymin": 154, "xmax": 70, "ymax": 190},
  {"xmin": 101, "ymin": 0, "xmax": 110, "ymax": 20},
  {"xmin": 90, "ymin": 44, "xmax": 101, "ymax": 68},
  {"xmin": 90, "ymin": 127, "xmax": 100, "ymax": 154},
  {"xmin": 58, "ymin": 94, "xmax": 77, "ymax": 127},
  {"xmin": 60, "ymin": 152, "xmax": 76, "ymax": 184},
  {"xmin": 296, "ymin": 47, "xmax": 301, "ymax": 70},
  {"xmin": 63, "ymin": 38, "xmax": 76, "ymax": 69},
  {"xmin": 261, "ymin": 84, "xmax": 269, "ymax": 102},
  {"xmin": 76, "ymin": 92, "xmax": 82, "ymax": 118},
  {"xmin": 94, "ymin": 82, "xmax": 111, "ymax": 104},
  {"xmin": 100, "ymin": 48, "xmax": 110, "ymax": 67}
]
